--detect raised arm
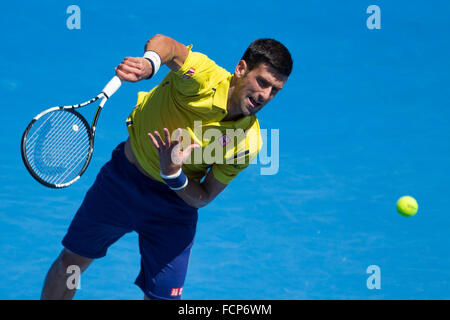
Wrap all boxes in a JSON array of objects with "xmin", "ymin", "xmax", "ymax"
[{"xmin": 115, "ymin": 34, "xmax": 189, "ymax": 82}]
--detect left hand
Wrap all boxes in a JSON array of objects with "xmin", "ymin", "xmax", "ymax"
[{"xmin": 148, "ymin": 128, "xmax": 200, "ymax": 176}]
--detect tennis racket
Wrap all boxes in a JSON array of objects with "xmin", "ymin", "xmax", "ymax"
[{"xmin": 21, "ymin": 75, "xmax": 122, "ymax": 188}]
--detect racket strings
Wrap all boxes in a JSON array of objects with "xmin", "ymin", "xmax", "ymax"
[
  {"xmin": 36, "ymin": 113, "xmax": 85, "ymax": 167},
  {"xmin": 27, "ymin": 111, "xmax": 78, "ymax": 168},
  {"xmin": 26, "ymin": 110, "xmax": 60, "ymax": 149},
  {"xmin": 25, "ymin": 109, "xmax": 91, "ymax": 185},
  {"xmin": 49, "ymin": 139, "xmax": 91, "ymax": 184},
  {"xmin": 29, "ymin": 121, "xmax": 89, "ymax": 184},
  {"xmin": 27, "ymin": 111, "xmax": 77, "ymax": 160}
]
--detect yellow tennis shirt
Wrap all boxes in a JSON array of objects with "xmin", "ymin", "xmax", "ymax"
[{"xmin": 126, "ymin": 45, "xmax": 263, "ymax": 185}]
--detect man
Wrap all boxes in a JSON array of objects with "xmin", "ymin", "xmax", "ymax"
[{"xmin": 40, "ymin": 34, "xmax": 292, "ymax": 300}]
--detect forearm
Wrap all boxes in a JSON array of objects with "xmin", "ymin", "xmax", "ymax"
[
  {"xmin": 144, "ymin": 34, "xmax": 188, "ymax": 71},
  {"xmin": 115, "ymin": 34, "xmax": 188, "ymax": 82},
  {"xmin": 174, "ymin": 180, "xmax": 212, "ymax": 209}
]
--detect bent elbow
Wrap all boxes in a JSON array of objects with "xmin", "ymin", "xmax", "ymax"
[{"xmin": 145, "ymin": 34, "xmax": 168, "ymax": 49}]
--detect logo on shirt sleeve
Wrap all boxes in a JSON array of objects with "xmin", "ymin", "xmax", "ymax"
[
  {"xmin": 218, "ymin": 134, "xmax": 231, "ymax": 147},
  {"xmin": 181, "ymin": 67, "xmax": 196, "ymax": 79}
]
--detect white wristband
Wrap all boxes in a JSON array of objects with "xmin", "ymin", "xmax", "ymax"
[
  {"xmin": 160, "ymin": 168, "xmax": 189, "ymax": 191},
  {"xmin": 143, "ymin": 50, "xmax": 161, "ymax": 79},
  {"xmin": 160, "ymin": 168, "xmax": 182, "ymax": 180}
]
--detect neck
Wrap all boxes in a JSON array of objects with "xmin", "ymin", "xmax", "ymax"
[{"xmin": 223, "ymin": 76, "xmax": 243, "ymax": 121}]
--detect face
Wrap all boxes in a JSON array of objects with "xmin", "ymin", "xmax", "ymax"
[{"xmin": 233, "ymin": 61, "xmax": 287, "ymax": 116}]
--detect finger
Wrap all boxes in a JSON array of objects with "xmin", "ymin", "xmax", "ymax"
[
  {"xmin": 122, "ymin": 58, "xmax": 142, "ymax": 70},
  {"xmin": 163, "ymin": 128, "xmax": 171, "ymax": 147},
  {"xmin": 169, "ymin": 139, "xmax": 181, "ymax": 155},
  {"xmin": 169, "ymin": 129, "xmax": 183, "ymax": 151},
  {"xmin": 115, "ymin": 68, "xmax": 137, "ymax": 82},
  {"xmin": 171, "ymin": 128, "xmax": 181, "ymax": 140},
  {"xmin": 147, "ymin": 132, "xmax": 160, "ymax": 149},
  {"xmin": 124, "ymin": 57, "xmax": 142, "ymax": 63},
  {"xmin": 116, "ymin": 64, "xmax": 137, "ymax": 78},
  {"xmin": 153, "ymin": 130, "xmax": 166, "ymax": 149},
  {"xmin": 142, "ymin": 57, "xmax": 152, "ymax": 70},
  {"xmin": 137, "ymin": 58, "xmax": 144, "ymax": 70},
  {"xmin": 170, "ymin": 142, "xmax": 183, "ymax": 165},
  {"xmin": 174, "ymin": 128, "xmax": 182, "ymax": 143},
  {"xmin": 117, "ymin": 63, "xmax": 143, "ymax": 76},
  {"xmin": 182, "ymin": 144, "xmax": 201, "ymax": 161}
]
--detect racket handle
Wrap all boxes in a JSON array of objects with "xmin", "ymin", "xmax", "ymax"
[{"xmin": 101, "ymin": 75, "xmax": 122, "ymax": 98}]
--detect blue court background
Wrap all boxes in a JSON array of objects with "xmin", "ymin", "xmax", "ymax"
[{"xmin": 1, "ymin": 0, "xmax": 449, "ymax": 299}]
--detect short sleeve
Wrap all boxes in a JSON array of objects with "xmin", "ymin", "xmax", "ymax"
[
  {"xmin": 211, "ymin": 122, "xmax": 263, "ymax": 185},
  {"xmin": 171, "ymin": 45, "xmax": 230, "ymax": 97},
  {"xmin": 211, "ymin": 163, "xmax": 250, "ymax": 185}
]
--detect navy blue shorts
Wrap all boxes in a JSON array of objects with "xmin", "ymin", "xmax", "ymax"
[{"xmin": 62, "ymin": 142, "xmax": 198, "ymax": 300}]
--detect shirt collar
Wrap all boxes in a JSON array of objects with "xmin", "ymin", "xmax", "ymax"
[{"xmin": 213, "ymin": 74, "xmax": 257, "ymax": 130}]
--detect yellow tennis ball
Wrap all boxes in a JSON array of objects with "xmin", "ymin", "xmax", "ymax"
[{"xmin": 396, "ymin": 196, "xmax": 418, "ymax": 217}]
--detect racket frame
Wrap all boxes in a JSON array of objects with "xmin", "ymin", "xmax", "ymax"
[
  {"xmin": 21, "ymin": 95, "xmax": 107, "ymax": 188},
  {"xmin": 21, "ymin": 75, "xmax": 121, "ymax": 188}
]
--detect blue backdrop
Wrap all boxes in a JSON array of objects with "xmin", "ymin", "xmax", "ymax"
[{"xmin": 1, "ymin": 0, "xmax": 449, "ymax": 299}]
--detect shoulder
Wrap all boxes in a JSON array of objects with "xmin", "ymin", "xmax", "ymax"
[{"xmin": 170, "ymin": 46, "xmax": 230, "ymax": 95}]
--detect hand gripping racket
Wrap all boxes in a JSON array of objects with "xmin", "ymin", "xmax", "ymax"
[{"xmin": 21, "ymin": 76, "xmax": 122, "ymax": 188}]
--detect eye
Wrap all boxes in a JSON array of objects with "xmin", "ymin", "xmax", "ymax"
[{"xmin": 256, "ymin": 77, "xmax": 270, "ymax": 88}]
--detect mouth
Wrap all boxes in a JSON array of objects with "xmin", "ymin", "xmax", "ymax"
[{"xmin": 248, "ymin": 97, "xmax": 261, "ymax": 109}]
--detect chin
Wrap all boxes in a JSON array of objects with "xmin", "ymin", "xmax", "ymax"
[{"xmin": 242, "ymin": 106, "xmax": 253, "ymax": 116}]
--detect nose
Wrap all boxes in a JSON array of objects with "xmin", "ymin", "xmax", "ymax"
[{"xmin": 258, "ymin": 86, "xmax": 272, "ymax": 103}]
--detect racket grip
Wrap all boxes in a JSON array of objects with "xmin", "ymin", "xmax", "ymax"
[{"xmin": 101, "ymin": 75, "xmax": 122, "ymax": 98}]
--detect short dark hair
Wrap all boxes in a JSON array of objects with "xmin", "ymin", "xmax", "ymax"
[{"xmin": 241, "ymin": 38, "xmax": 293, "ymax": 77}]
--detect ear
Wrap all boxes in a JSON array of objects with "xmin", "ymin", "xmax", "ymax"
[{"xmin": 234, "ymin": 60, "xmax": 248, "ymax": 78}]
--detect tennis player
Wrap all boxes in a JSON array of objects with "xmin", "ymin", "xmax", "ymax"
[{"xmin": 40, "ymin": 34, "xmax": 292, "ymax": 300}]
